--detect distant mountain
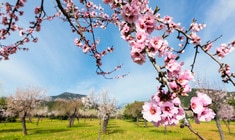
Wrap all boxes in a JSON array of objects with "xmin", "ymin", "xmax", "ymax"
[{"xmin": 50, "ymin": 92, "xmax": 86, "ymax": 100}]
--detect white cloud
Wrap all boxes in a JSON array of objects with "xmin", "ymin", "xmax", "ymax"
[{"xmin": 0, "ymin": 59, "xmax": 42, "ymax": 95}]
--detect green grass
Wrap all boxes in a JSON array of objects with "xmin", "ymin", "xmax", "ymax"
[{"xmin": 0, "ymin": 118, "xmax": 235, "ymax": 140}]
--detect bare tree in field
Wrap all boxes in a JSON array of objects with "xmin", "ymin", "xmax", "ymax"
[
  {"xmin": 6, "ymin": 86, "xmax": 47, "ymax": 135},
  {"xmin": 52, "ymin": 98, "xmax": 82, "ymax": 128}
]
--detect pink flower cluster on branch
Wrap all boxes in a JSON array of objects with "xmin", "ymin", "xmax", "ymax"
[
  {"xmin": 0, "ymin": 0, "xmax": 46, "ymax": 60},
  {"xmin": 142, "ymin": 88, "xmax": 184, "ymax": 126},
  {"xmin": 102, "ymin": 0, "xmax": 219, "ymax": 130},
  {"xmin": 190, "ymin": 92, "xmax": 215, "ymax": 123},
  {"xmin": 54, "ymin": 0, "xmax": 127, "ymax": 79}
]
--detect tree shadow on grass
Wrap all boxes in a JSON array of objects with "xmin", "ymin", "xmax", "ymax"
[
  {"xmin": 31, "ymin": 128, "xmax": 69, "ymax": 135},
  {"xmin": 150, "ymin": 129, "xmax": 180, "ymax": 134},
  {"xmin": 0, "ymin": 128, "xmax": 22, "ymax": 133},
  {"xmin": 210, "ymin": 129, "xmax": 235, "ymax": 136},
  {"xmin": 106, "ymin": 129, "xmax": 124, "ymax": 135},
  {"xmin": 71, "ymin": 123, "xmax": 93, "ymax": 128},
  {"xmin": 181, "ymin": 138, "xmax": 197, "ymax": 140},
  {"xmin": 107, "ymin": 124, "xmax": 120, "ymax": 129}
]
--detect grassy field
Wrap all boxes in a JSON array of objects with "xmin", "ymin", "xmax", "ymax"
[{"xmin": 0, "ymin": 118, "xmax": 235, "ymax": 140}]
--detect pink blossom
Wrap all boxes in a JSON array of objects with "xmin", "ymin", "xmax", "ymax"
[
  {"xmin": 121, "ymin": 4, "xmax": 139, "ymax": 23},
  {"xmin": 82, "ymin": 44, "xmax": 90, "ymax": 53},
  {"xmin": 102, "ymin": 0, "xmax": 113, "ymax": 4},
  {"xmin": 190, "ymin": 97, "xmax": 204, "ymax": 114},
  {"xmin": 161, "ymin": 101, "xmax": 178, "ymax": 117},
  {"xmin": 196, "ymin": 92, "xmax": 212, "ymax": 106},
  {"xmin": 204, "ymin": 42, "xmax": 212, "ymax": 51},
  {"xmin": 163, "ymin": 16, "xmax": 173, "ymax": 23},
  {"xmin": 190, "ymin": 32, "xmax": 201, "ymax": 45},
  {"xmin": 2, "ymin": 16, "xmax": 9, "ymax": 25},
  {"xmin": 196, "ymin": 108, "xmax": 216, "ymax": 123},
  {"xmin": 165, "ymin": 59, "xmax": 183, "ymax": 76},
  {"xmin": 216, "ymin": 43, "xmax": 232, "ymax": 58},
  {"xmin": 130, "ymin": 48, "xmax": 146, "ymax": 65},
  {"xmin": 135, "ymin": 31, "xmax": 148, "ymax": 43},
  {"xmin": 137, "ymin": 11, "xmax": 156, "ymax": 34},
  {"xmin": 130, "ymin": 41, "xmax": 145, "ymax": 52},
  {"xmin": 34, "ymin": 7, "xmax": 41, "ymax": 14},
  {"xmin": 120, "ymin": 23, "xmax": 131, "ymax": 40},
  {"xmin": 148, "ymin": 37, "xmax": 168, "ymax": 57},
  {"xmin": 142, "ymin": 101, "xmax": 161, "ymax": 122},
  {"xmin": 74, "ymin": 38, "xmax": 83, "ymax": 47},
  {"xmin": 190, "ymin": 22, "xmax": 206, "ymax": 32},
  {"xmin": 190, "ymin": 92, "xmax": 215, "ymax": 123}
]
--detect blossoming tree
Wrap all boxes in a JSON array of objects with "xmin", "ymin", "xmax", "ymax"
[
  {"xmin": 1, "ymin": 0, "xmax": 235, "ymax": 139},
  {"xmin": 6, "ymin": 86, "xmax": 47, "ymax": 135}
]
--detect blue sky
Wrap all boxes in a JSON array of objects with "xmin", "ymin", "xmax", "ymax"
[{"xmin": 1, "ymin": 0, "xmax": 235, "ymax": 104}]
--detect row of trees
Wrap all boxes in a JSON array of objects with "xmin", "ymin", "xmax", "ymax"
[
  {"xmin": 0, "ymin": 87, "xmax": 118, "ymax": 135},
  {"xmin": 0, "ymin": 86, "xmax": 235, "ymax": 137}
]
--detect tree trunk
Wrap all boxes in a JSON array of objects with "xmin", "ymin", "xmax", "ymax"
[
  {"xmin": 77, "ymin": 116, "xmax": 80, "ymax": 124},
  {"xmin": 136, "ymin": 117, "xmax": 139, "ymax": 127},
  {"xmin": 102, "ymin": 114, "xmax": 110, "ymax": 134},
  {"xmin": 28, "ymin": 115, "xmax": 32, "ymax": 123},
  {"xmin": 68, "ymin": 116, "xmax": 75, "ymax": 128},
  {"xmin": 215, "ymin": 115, "xmax": 224, "ymax": 140},
  {"xmin": 68, "ymin": 117, "xmax": 72, "ymax": 128},
  {"xmin": 68, "ymin": 108, "xmax": 77, "ymax": 128},
  {"xmin": 223, "ymin": 119, "xmax": 231, "ymax": 134},
  {"xmin": 36, "ymin": 116, "xmax": 41, "ymax": 126},
  {"xmin": 144, "ymin": 119, "xmax": 148, "ymax": 128},
  {"xmin": 21, "ymin": 112, "xmax": 27, "ymax": 135}
]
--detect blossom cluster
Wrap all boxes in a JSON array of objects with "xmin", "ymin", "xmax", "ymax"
[
  {"xmin": 142, "ymin": 89, "xmax": 185, "ymax": 126},
  {"xmin": 102, "ymin": 0, "xmax": 217, "ymax": 126},
  {"xmin": 190, "ymin": 92, "xmax": 215, "ymax": 123},
  {"xmin": 0, "ymin": 1, "xmax": 43, "ymax": 60}
]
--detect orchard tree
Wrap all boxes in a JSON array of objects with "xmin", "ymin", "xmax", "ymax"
[
  {"xmin": 0, "ymin": 97, "xmax": 7, "ymax": 122},
  {"xmin": 6, "ymin": 86, "xmax": 47, "ymax": 135},
  {"xmin": 1, "ymin": 1, "xmax": 235, "ymax": 139},
  {"xmin": 97, "ymin": 90, "xmax": 116, "ymax": 134},
  {"xmin": 82, "ymin": 89, "xmax": 117, "ymax": 134},
  {"xmin": 31, "ymin": 106, "xmax": 49, "ymax": 125},
  {"xmin": 217, "ymin": 104, "xmax": 234, "ymax": 134},
  {"xmin": 124, "ymin": 101, "xmax": 144, "ymax": 126},
  {"xmin": 52, "ymin": 98, "xmax": 83, "ymax": 127}
]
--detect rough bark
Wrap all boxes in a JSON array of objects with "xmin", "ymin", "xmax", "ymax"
[
  {"xmin": 144, "ymin": 119, "xmax": 148, "ymax": 128},
  {"xmin": 21, "ymin": 112, "xmax": 27, "ymax": 135},
  {"xmin": 68, "ymin": 108, "xmax": 77, "ymax": 128},
  {"xmin": 102, "ymin": 114, "xmax": 110, "ymax": 134},
  {"xmin": 136, "ymin": 117, "xmax": 139, "ymax": 127},
  {"xmin": 215, "ymin": 115, "xmax": 225, "ymax": 140},
  {"xmin": 36, "ymin": 116, "xmax": 42, "ymax": 126},
  {"xmin": 223, "ymin": 119, "xmax": 231, "ymax": 134}
]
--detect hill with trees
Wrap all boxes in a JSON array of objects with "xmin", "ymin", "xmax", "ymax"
[{"xmin": 50, "ymin": 92, "xmax": 86, "ymax": 101}]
